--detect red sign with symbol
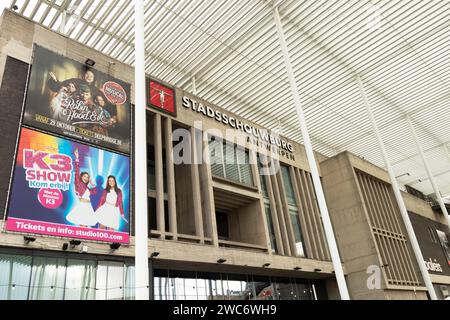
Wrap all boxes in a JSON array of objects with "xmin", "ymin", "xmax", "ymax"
[{"xmin": 147, "ymin": 79, "xmax": 176, "ymax": 116}]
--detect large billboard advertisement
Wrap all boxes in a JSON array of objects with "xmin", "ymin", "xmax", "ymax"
[
  {"xmin": 23, "ymin": 45, "xmax": 131, "ymax": 154},
  {"xmin": 4, "ymin": 127, "xmax": 130, "ymax": 244}
]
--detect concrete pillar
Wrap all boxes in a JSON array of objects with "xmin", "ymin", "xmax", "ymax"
[
  {"xmin": 270, "ymin": 173, "xmax": 291, "ymax": 256},
  {"xmin": 190, "ymin": 126, "xmax": 204, "ymax": 242},
  {"xmin": 200, "ymin": 137, "xmax": 219, "ymax": 246},
  {"xmin": 154, "ymin": 114, "xmax": 165, "ymax": 236},
  {"xmin": 165, "ymin": 117, "xmax": 177, "ymax": 239},
  {"xmin": 264, "ymin": 174, "xmax": 285, "ymax": 256},
  {"xmin": 276, "ymin": 171, "xmax": 298, "ymax": 256},
  {"xmin": 290, "ymin": 166, "xmax": 314, "ymax": 259}
]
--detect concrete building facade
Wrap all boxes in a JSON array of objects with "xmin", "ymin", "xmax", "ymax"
[{"xmin": 0, "ymin": 10, "xmax": 448, "ymax": 300}]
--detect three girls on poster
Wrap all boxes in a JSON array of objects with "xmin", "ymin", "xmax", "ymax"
[{"xmin": 66, "ymin": 148, "xmax": 128, "ymax": 231}]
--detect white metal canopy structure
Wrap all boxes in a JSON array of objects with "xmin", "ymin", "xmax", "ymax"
[{"xmin": 3, "ymin": 1, "xmax": 450, "ymax": 196}]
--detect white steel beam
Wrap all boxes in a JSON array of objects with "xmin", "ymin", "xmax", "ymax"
[
  {"xmin": 356, "ymin": 75, "xmax": 437, "ymax": 300},
  {"xmin": 134, "ymin": 0, "xmax": 149, "ymax": 301},
  {"xmin": 406, "ymin": 115, "xmax": 450, "ymax": 228},
  {"xmin": 272, "ymin": 5, "xmax": 350, "ymax": 300}
]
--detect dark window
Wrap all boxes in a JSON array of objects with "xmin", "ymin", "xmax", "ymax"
[
  {"xmin": 147, "ymin": 197, "xmax": 169, "ymax": 232},
  {"xmin": 148, "ymin": 197, "xmax": 157, "ymax": 231},
  {"xmin": 216, "ymin": 211, "xmax": 229, "ymax": 240},
  {"xmin": 147, "ymin": 144, "xmax": 167, "ymax": 192}
]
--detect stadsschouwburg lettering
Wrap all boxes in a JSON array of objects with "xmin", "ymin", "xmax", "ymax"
[{"xmin": 182, "ymin": 96, "xmax": 294, "ymax": 153}]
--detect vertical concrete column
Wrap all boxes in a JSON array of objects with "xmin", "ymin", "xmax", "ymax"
[
  {"xmin": 154, "ymin": 114, "xmax": 165, "ymax": 237},
  {"xmin": 290, "ymin": 166, "xmax": 314, "ymax": 259},
  {"xmin": 249, "ymin": 149, "xmax": 272, "ymax": 254},
  {"xmin": 200, "ymin": 137, "xmax": 219, "ymax": 246},
  {"xmin": 270, "ymin": 173, "xmax": 291, "ymax": 256},
  {"xmin": 276, "ymin": 171, "xmax": 298, "ymax": 255},
  {"xmin": 264, "ymin": 174, "xmax": 284, "ymax": 256},
  {"xmin": 165, "ymin": 118, "xmax": 177, "ymax": 240},
  {"xmin": 190, "ymin": 126, "xmax": 204, "ymax": 242}
]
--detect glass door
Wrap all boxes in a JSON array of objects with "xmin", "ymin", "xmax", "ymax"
[{"xmin": 96, "ymin": 261, "xmax": 124, "ymax": 300}]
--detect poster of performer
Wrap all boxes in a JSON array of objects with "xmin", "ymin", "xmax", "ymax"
[
  {"xmin": 23, "ymin": 45, "xmax": 131, "ymax": 154},
  {"xmin": 4, "ymin": 127, "xmax": 130, "ymax": 244},
  {"xmin": 147, "ymin": 78, "xmax": 176, "ymax": 116}
]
